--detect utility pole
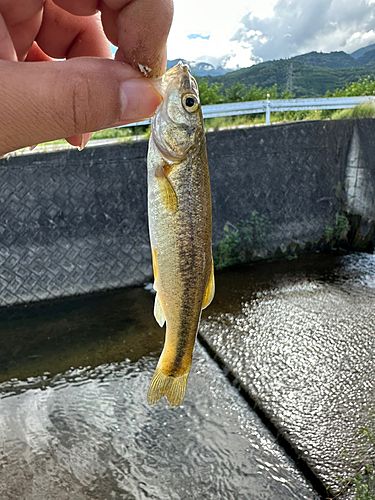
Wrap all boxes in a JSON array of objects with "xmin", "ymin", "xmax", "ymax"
[{"xmin": 286, "ymin": 62, "xmax": 294, "ymax": 96}]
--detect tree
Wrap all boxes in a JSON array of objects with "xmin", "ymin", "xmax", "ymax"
[{"xmin": 198, "ymin": 79, "xmax": 224, "ymax": 105}]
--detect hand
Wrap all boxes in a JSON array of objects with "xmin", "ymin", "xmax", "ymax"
[{"xmin": 0, "ymin": 0, "xmax": 173, "ymax": 155}]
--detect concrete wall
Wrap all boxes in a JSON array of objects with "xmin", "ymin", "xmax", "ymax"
[{"xmin": 0, "ymin": 119, "xmax": 374, "ymax": 306}]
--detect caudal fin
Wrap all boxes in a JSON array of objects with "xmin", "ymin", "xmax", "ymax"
[{"xmin": 147, "ymin": 368, "xmax": 189, "ymax": 406}]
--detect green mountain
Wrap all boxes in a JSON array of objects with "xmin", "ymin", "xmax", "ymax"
[
  {"xmin": 355, "ymin": 49, "xmax": 375, "ymax": 66},
  {"xmin": 211, "ymin": 47, "xmax": 375, "ymax": 97},
  {"xmin": 351, "ymin": 43, "xmax": 375, "ymax": 59}
]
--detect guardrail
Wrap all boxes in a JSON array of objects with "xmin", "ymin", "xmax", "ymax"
[{"xmin": 121, "ymin": 95, "xmax": 375, "ymax": 128}]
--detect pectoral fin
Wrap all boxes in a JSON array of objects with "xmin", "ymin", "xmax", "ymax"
[
  {"xmin": 155, "ymin": 164, "xmax": 178, "ymax": 213},
  {"xmin": 202, "ymin": 260, "xmax": 215, "ymax": 310},
  {"xmin": 154, "ymin": 294, "xmax": 166, "ymax": 327}
]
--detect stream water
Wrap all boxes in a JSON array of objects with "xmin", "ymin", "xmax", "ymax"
[{"xmin": 0, "ymin": 252, "xmax": 373, "ymax": 499}]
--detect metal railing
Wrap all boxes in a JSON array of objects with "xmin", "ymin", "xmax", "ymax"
[{"xmin": 121, "ymin": 95, "xmax": 375, "ymax": 128}]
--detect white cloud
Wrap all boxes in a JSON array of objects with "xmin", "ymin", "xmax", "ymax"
[
  {"xmin": 344, "ymin": 30, "xmax": 375, "ymax": 52},
  {"xmin": 234, "ymin": 0, "xmax": 375, "ymax": 61},
  {"xmin": 167, "ymin": 0, "xmax": 375, "ymax": 69},
  {"xmin": 167, "ymin": 0, "xmax": 277, "ymax": 69}
]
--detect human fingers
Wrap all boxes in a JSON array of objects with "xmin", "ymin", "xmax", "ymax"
[
  {"xmin": 36, "ymin": 1, "xmax": 111, "ymax": 60},
  {"xmin": 0, "ymin": 0, "xmax": 174, "ymax": 74},
  {"xmin": 0, "ymin": 1, "xmax": 110, "ymax": 62},
  {"xmin": 1, "ymin": 0, "xmax": 112, "ymax": 149},
  {"xmin": 0, "ymin": 12, "xmax": 17, "ymax": 60},
  {"xmin": 47, "ymin": 0, "xmax": 173, "ymax": 77},
  {"xmin": 0, "ymin": 58, "xmax": 161, "ymax": 156},
  {"xmin": 26, "ymin": 39, "xmax": 86, "ymax": 149},
  {"xmin": 100, "ymin": 0, "xmax": 173, "ymax": 77},
  {"xmin": 36, "ymin": 1, "xmax": 112, "ymax": 148},
  {"xmin": 0, "ymin": 0, "xmax": 43, "ymax": 60},
  {"xmin": 25, "ymin": 42, "xmax": 53, "ymax": 62}
]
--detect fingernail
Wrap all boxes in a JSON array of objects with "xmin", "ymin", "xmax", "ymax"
[
  {"xmin": 78, "ymin": 133, "xmax": 92, "ymax": 151},
  {"xmin": 120, "ymin": 79, "xmax": 162, "ymax": 123}
]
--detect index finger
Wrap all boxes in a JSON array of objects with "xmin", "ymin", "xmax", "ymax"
[{"xmin": 100, "ymin": 0, "xmax": 173, "ymax": 77}]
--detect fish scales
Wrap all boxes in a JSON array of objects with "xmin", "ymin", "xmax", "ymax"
[{"xmin": 146, "ymin": 63, "xmax": 215, "ymax": 406}]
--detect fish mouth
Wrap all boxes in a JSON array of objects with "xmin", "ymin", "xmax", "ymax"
[
  {"xmin": 174, "ymin": 64, "xmax": 198, "ymax": 96},
  {"xmin": 154, "ymin": 63, "xmax": 198, "ymax": 99},
  {"xmin": 167, "ymin": 61, "xmax": 190, "ymax": 77}
]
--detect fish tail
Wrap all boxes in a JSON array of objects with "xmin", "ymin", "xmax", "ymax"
[{"xmin": 147, "ymin": 367, "xmax": 189, "ymax": 407}]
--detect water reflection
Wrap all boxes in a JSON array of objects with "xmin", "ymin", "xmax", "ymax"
[
  {"xmin": 2, "ymin": 252, "xmax": 372, "ymax": 498},
  {"xmin": 0, "ymin": 287, "xmax": 163, "ymax": 383},
  {"xmin": 0, "ymin": 355, "xmax": 315, "ymax": 499},
  {"xmin": 0, "ymin": 264, "xmax": 318, "ymax": 499},
  {"xmin": 200, "ymin": 252, "xmax": 375, "ymax": 496}
]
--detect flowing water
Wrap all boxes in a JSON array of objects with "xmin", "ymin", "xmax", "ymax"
[{"xmin": 0, "ymin": 253, "xmax": 374, "ymax": 499}]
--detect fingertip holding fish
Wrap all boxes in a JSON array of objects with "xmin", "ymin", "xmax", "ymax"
[{"xmin": 78, "ymin": 133, "xmax": 91, "ymax": 151}]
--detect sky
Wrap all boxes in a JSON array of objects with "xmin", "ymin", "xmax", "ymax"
[{"xmin": 167, "ymin": 0, "xmax": 375, "ymax": 69}]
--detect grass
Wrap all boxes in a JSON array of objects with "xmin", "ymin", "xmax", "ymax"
[
  {"xmin": 213, "ymin": 211, "xmax": 270, "ymax": 269},
  {"xmin": 205, "ymin": 103, "xmax": 375, "ymax": 131},
  {"xmin": 336, "ymin": 425, "xmax": 375, "ymax": 499},
  {"xmin": 351, "ymin": 426, "xmax": 375, "ymax": 500},
  {"xmin": 16, "ymin": 125, "xmax": 150, "ymax": 154},
  {"xmin": 324, "ymin": 214, "xmax": 350, "ymax": 245},
  {"xmin": 204, "ymin": 114, "xmax": 266, "ymax": 130},
  {"xmin": 331, "ymin": 102, "xmax": 375, "ymax": 120},
  {"xmin": 353, "ymin": 464, "xmax": 374, "ymax": 500},
  {"xmin": 91, "ymin": 125, "xmax": 150, "ymax": 140}
]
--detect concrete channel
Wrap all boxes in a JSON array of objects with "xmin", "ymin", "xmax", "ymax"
[{"xmin": 0, "ymin": 120, "xmax": 374, "ymax": 498}]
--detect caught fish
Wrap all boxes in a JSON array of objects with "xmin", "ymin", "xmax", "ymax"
[{"xmin": 147, "ymin": 63, "xmax": 215, "ymax": 406}]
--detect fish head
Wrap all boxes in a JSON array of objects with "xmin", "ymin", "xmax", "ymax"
[{"xmin": 152, "ymin": 62, "xmax": 204, "ymax": 161}]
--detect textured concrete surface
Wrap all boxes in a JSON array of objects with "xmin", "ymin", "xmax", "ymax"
[
  {"xmin": 0, "ymin": 120, "xmax": 374, "ymax": 306},
  {"xmin": 209, "ymin": 120, "xmax": 350, "ymax": 251},
  {"xmin": 345, "ymin": 123, "xmax": 375, "ymax": 248},
  {"xmin": 199, "ymin": 253, "xmax": 375, "ymax": 497},
  {"xmin": 0, "ymin": 144, "xmax": 151, "ymax": 305}
]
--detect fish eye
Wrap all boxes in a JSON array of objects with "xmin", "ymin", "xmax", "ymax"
[{"xmin": 182, "ymin": 94, "xmax": 199, "ymax": 113}]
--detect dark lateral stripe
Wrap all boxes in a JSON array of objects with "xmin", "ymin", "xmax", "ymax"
[
  {"xmin": 169, "ymin": 297, "xmax": 202, "ymax": 375},
  {"xmin": 169, "ymin": 314, "xmax": 199, "ymax": 375}
]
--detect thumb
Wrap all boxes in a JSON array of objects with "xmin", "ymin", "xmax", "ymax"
[{"xmin": 0, "ymin": 58, "xmax": 161, "ymax": 155}]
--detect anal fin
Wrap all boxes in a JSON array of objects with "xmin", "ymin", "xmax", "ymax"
[
  {"xmin": 151, "ymin": 247, "xmax": 159, "ymax": 292},
  {"xmin": 153, "ymin": 294, "xmax": 166, "ymax": 327},
  {"xmin": 202, "ymin": 260, "xmax": 215, "ymax": 309}
]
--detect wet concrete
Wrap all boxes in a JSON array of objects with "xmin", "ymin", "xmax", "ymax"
[
  {"xmin": 200, "ymin": 252, "xmax": 375, "ymax": 497},
  {"xmin": 0, "ymin": 281, "xmax": 315, "ymax": 499}
]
